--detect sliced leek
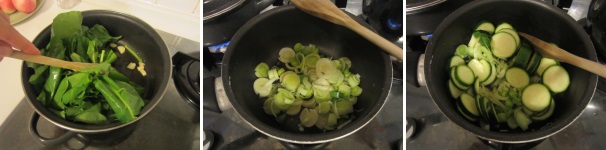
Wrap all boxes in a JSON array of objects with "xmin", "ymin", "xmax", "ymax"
[{"xmin": 253, "ymin": 43, "xmax": 363, "ymax": 131}]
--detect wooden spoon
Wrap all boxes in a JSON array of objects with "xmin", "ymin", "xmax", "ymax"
[
  {"xmin": 9, "ymin": 50, "xmax": 96, "ymax": 71},
  {"xmin": 290, "ymin": 0, "xmax": 403, "ymax": 60},
  {"xmin": 519, "ymin": 32, "xmax": 606, "ymax": 78}
]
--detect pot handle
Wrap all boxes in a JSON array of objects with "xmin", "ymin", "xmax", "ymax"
[
  {"xmin": 29, "ymin": 112, "xmax": 77, "ymax": 146},
  {"xmin": 406, "ymin": 51, "xmax": 425, "ymax": 87},
  {"xmin": 588, "ymin": 0, "xmax": 605, "ymax": 22},
  {"xmin": 255, "ymin": 0, "xmax": 277, "ymax": 12}
]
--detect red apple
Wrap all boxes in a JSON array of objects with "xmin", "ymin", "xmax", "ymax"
[
  {"xmin": 0, "ymin": 0, "xmax": 16, "ymax": 14},
  {"xmin": 12, "ymin": 0, "xmax": 35, "ymax": 14}
]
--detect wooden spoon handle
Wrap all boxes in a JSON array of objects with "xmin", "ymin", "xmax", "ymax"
[
  {"xmin": 291, "ymin": 0, "xmax": 403, "ymax": 60},
  {"xmin": 8, "ymin": 51, "xmax": 91, "ymax": 71},
  {"xmin": 348, "ymin": 23, "xmax": 404, "ymax": 60},
  {"xmin": 564, "ymin": 53, "xmax": 606, "ymax": 78}
]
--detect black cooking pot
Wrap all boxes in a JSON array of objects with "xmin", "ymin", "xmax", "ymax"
[
  {"xmin": 203, "ymin": 0, "xmax": 275, "ymax": 46},
  {"xmin": 22, "ymin": 10, "xmax": 171, "ymax": 145},
  {"xmin": 405, "ymin": 0, "xmax": 472, "ymax": 36},
  {"xmin": 409, "ymin": 0, "xmax": 597, "ymax": 143},
  {"xmin": 222, "ymin": 5, "xmax": 392, "ymax": 144},
  {"xmin": 587, "ymin": 0, "xmax": 606, "ymax": 57}
]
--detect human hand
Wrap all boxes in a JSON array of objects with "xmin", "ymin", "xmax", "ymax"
[{"xmin": 0, "ymin": 11, "xmax": 40, "ymax": 62}]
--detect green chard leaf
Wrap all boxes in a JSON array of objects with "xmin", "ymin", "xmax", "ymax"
[
  {"xmin": 49, "ymin": 108, "xmax": 66, "ymax": 119},
  {"xmin": 85, "ymin": 24, "xmax": 122, "ymax": 46},
  {"xmin": 61, "ymin": 73, "xmax": 92, "ymax": 104},
  {"xmin": 93, "ymin": 76, "xmax": 144, "ymax": 123},
  {"xmin": 86, "ymin": 40, "xmax": 97, "ymax": 63},
  {"xmin": 52, "ymin": 78, "xmax": 69, "ymax": 110},
  {"xmin": 74, "ymin": 103, "xmax": 109, "ymax": 124},
  {"xmin": 29, "ymin": 65, "xmax": 49, "ymax": 86},
  {"xmin": 103, "ymin": 50, "xmax": 117, "ymax": 64},
  {"xmin": 36, "ymin": 91, "xmax": 47, "ymax": 106},
  {"xmin": 69, "ymin": 53, "xmax": 82, "ymax": 62},
  {"xmin": 77, "ymin": 63, "xmax": 111, "ymax": 75},
  {"xmin": 51, "ymin": 11, "xmax": 83, "ymax": 40},
  {"xmin": 108, "ymin": 67, "xmax": 129, "ymax": 82}
]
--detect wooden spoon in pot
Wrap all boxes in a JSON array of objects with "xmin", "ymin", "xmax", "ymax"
[
  {"xmin": 291, "ymin": 0, "xmax": 403, "ymax": 60},
  {"xmin": 8, "ymin": 50, "xmax": 95, "ymax": 71},
  {"xmin": 519, "ymin": 32, "xmax": 606, "ymax": 78}
]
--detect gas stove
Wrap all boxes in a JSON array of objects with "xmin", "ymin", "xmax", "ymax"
[
  {"xmin": 202, "ymin": 0, "xmax": 403, "ymax": 149},
  {"xmin": 406, "ymin": 0, "xmax": 606, "ymax": 149}
]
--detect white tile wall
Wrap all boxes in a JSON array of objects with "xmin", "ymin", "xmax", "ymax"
[
  {"xmin": 138, "ymin": 0, "xmax": 157, "ymax": 4},
  {"xmin": 155, "ymin": 0, "xmax": 199, "ymax": 14},
  {"xmin": 193, "ymin": 1, "xmax": 200, "ymax": 16}
]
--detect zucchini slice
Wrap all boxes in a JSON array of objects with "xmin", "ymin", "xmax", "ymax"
[
  {"xmin": 458, "ymin": 93, "xmax": 479, "ymax": 117},
  {"xmin": 525, "ymin": 51, "xmax": 543, "ymax": 75},
  {"xmin": 457, "ymin": 102, "xmax": 478, "ymax": 122},
  {"xmin": 505, "ymin": 67, "xmax": 530, "ymax": 89},
  {"xmin": 531, "ymin": 98, "xmax": 555, "ymax": 121},
  {"xmin": 482, "ymin": 63, "xmax": 497, "ymax": 86},
  {"xmin": 542, "ymin": 65, "xmax": 570, "ymax": 93},
  {"xmin": 512, "ymin": 42, "xmax": 533, "ymax": 68},
  {"xmin": 480, "ymin": 59, "xmax": 492, "ymax": 81},
  {"xmin": 476, "ymin": 95, "xmax": 487, "ymax": 121},
  {"xmin": 475, "ymin": 21, "xmax": 495, "ymax": 35},
  {"xmin": 451, "ymin": 67, "xmax": 470, "ymax": 90},
  {"xmin": 468, "ymin": 59, "xmax": 489, "ymax": 81},
  {"xmin": 522, "ymin": 83, "xmax": 551, "ymax": 112},
  {"xmin": 536, "ymin": 58, "xmax": 559, "ymax": 76},
  {"xmin": 491, "ymin": 32, "xmax": 518, "ymax": 59},
  {"xmin": 448, "ymin": 79, "xmax": 463, "ymax": 99},
  {"xmin": 450, "ymin": 55, "xmax": 466, "ymax": 68},
  {"xmin": 455, "ymin": 65, "xmax": 476, "ymax": 86},
  {"xmin": 497, "ymin": 28, "xmax": 520, "ymax": 47},
  {"xmin": 495, "ymin": 22, "xmax": 514, "ymax": 33}
]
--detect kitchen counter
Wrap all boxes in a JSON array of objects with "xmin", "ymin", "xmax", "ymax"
[{"xmin": 0, "ymin": 0, "xmax": 199, "ymax": 125}]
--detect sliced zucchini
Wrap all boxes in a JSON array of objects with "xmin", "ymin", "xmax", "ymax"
[
  {"xmin": 450, "ymin": 55, "xmax": 466, "ymax": 68},
  {"xmin": 476, "ymin": 95, "xmax": 487, "ymax": 121},
  {"xmin": 482, "ymin": 63, "xmax": 497, "ymax": 86},
  {"xmin": 525, "ymin": 51, "xmax": 543, "ymax": 75},
  {"xmin": 536, "ymin": 58, "xmax": 559, "ymax": 76},
  {"xmin": 531, "ymin": 98, "xmax": 555, "ymax": 121},
  {"xmin": 522, "ymin": 83, "xmax": 551, "ymax": 112},
  {"xmin": 505, "ymin": 67, "xmax": 530, "ymax": 89},
  {"xmin": 495, "ymin": 22, "xmax": 514, "ymax": 33},
  {"xmin": 475, "ymin": 21, "xmax": 495, "ymax": 35},
  {"xmin": 458, "ymin": 93, "xmax": 479, "ymax": 117},
  {"xmin": 448, "ymin": 79, "xmax": 463, "ymax": 99},
  {"xmin": 542, "ymin": 65, "xmax": 570, "ymax": 93},
  {"xmin": 457, "ymin": 102, "xmax": 478, "ymax": 122},
  {"xmin": 522, "ymin": 106, "xmax": 534, "ymax": 116},
  {"xmin": 484, "ymin": 98, "xmax": 496, "ymax": 123},
  {"xmin": 480, "ymin": 60, "xmax": 492, "ymax": 82},
  {"xmin": 468, "ymin": 59, "xmax": 489, "ymax": 81},
  {"xmin": 491, "ymin": 32, "xmax": 518, "ymax": 59},
  {"xmin": 451, "ymin": 67, "xmax": 470, "ymax": 90},
  {"xmin": 512, "ymin": 42, "xmax": 533, "ymax": 68},
  {"xmin": 497, "ymin": 28, "xmax": 520, "ymax": 47},
  {"xmin": 455, "ymin": 65, "xmax": 476, "ymax": 86}
]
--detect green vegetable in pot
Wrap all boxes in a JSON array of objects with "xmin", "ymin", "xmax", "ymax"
[
  {"xmin": 28, "ymin": 11, "xmax": 148, "ymax": 125},
  {"xmin": 252, "ymin": 43, "xmax": 363, "ymax": 131}
]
